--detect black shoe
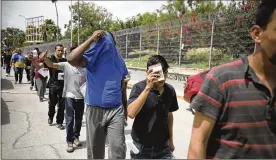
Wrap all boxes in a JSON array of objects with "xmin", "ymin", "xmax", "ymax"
[
  {"xmin": 57, "ymin": 124, "xmax": 65, "ymax": 130},
  {"xmin": 19, "ymin": 81, "xmax": 22, "ymax": 84},
  {"xmin": 39, "ymin": 98, "xmax": 43, "ymax": 102},
  {"xmin": 48, "ymin": 118, "xmax": 53, "ymax": 125}
]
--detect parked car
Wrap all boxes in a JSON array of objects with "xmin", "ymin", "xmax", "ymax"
[{"xmin": 183, "ymin": 70, "xmax": 209, "ymax": 114}]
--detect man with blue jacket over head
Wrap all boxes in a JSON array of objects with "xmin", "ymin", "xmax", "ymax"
[{"xmin": 68, "ymin": 30, "xmax": 128, "ymax": 159}]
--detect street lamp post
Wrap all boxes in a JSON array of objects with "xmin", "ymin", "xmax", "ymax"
[
  {"xmin": 51, "ymin": 0, "xmax": 59, "ymax": 42},
  {"xmin": 19, "ymin": 15, "xmax": 27, "ymax": 32}
]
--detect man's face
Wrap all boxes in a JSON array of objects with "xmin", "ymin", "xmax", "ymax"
[
  {"xmin": 28, "ymin": 53, "xmax": 33, "ymax": 59},
  {"xmin": 259, "ymin": 9, "xmax": 276, "ymax": 65},
  {"xmin": 55, "ymin": 46, "xmax": 64, "ymax": 58}
]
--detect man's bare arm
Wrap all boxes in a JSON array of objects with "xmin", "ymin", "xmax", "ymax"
[
  {"xmin": 44, "ymin": 57, "xmax": 59, "ymax": 69},
  {"xmin": 121, "ymin": 80, "xmax": 128, "ymax": 119},
  {"xmin": 187, "ymin": 112, "xmax": 216, "ymax": 159},
  {"xmin": 68, "ymin": 30, "xmax": 104, "ymax": 67},
  {"xmin": 168, "ymin": 112, "xmax": 175, "ymax": 152},
  {"xmin": 30, "ymin": 60, "xmax": 43, "ymax": 70}
]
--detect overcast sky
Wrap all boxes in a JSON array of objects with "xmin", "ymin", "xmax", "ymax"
[{"xmin": 2, "ymin": 1, "xmax": 165, "ymax": 35}]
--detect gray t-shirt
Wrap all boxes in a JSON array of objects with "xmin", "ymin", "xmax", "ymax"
[{"xmin": 57, "ymin": 62, "xmax": 86, "ymax": 99}]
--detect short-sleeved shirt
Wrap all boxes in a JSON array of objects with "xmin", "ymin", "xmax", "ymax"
[
  {"xmin": 190, "ymin": 57, "xmax": 276, "ymax": 159},
  {"xmin": 56, "ymin": 62, "xmax": 86, "ymax": 99},
  {"xmin": 43, "ymin": 55, "xmax": 67, "ymax": 88},
  {"xmin": 83, "ymin": 32, "xmax": 128, "ymax": 108},
  {"xmin": 12, "ymin": 53, "xmax": 25, "ymax": 68},
  {"xmin": 128, "ymin": 80, "xmax": 179, "ymax": 147}
]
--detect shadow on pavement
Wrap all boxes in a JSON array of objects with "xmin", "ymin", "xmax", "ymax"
[
  {"xmin": 74, "ymin": 141, "xmax": 87, "ymax": 150},
  {"xmin": 1, "ymin": 79, "xmax": 14, "ymax": 90},
  {"xmin": 1, "ymin": 98, "xmax": 10, "ymax": 125}
]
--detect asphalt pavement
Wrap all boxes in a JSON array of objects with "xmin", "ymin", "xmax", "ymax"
[{"xmin": 1, "ymin": 68, "xmax": 194, "ymax": 159}]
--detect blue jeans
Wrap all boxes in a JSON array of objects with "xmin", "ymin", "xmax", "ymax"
[
  {"xmin": 130, "ymin": 141, "xmax": 173, "ymax": 159},
  {"xmin": 64, "ymin": 98, "xmax": 85, "ymax": 143}
]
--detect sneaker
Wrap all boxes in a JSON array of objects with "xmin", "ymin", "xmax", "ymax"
[
  {"xmin": 57, "ymin": 124, "xmax": 65, "ymax": 130},
  {"xmin": 66, "ymin": 143, "xmax": 74, "ymax": 153},
  {"xmin": 28, "ymin": 81, "xmax": 31, "ymax": 84},
  {"xmin": 30, "ymin": 86, "xmax": 33, "ymax": 90},
  {"xmin": 48, "ymin": 118, "xmax": 53, "ymax": 125},
  {"xmin": 6, "ymin": 74, "xmax": 8, "ymax": 77},
  {"xmin": 39, "ymin": 98, "xmax": 43, "ymax": 102},
  {"xmin": 19, "ymin": 81, "xmax": 22, "ymax": 84},
  {"xmin": 74, "ymin": 138, "xmax": 82, "ymax": 147},
  {"xmin": 15, "ymin": 81, "xmax": 18, "ymax": 84}
]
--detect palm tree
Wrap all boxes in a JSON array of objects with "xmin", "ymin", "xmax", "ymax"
[{"xmin": 51, "ymin": 0, "xmax": 59, "ymax": 41}]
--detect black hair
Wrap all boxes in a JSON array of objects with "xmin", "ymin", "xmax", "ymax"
[
  {"xmin": 255, "ymin": 1, "xmax": 276, "ymax": 29},
  {"xmin": 70, "ymin": 45, "xmax": 78, "ymax": 52},
  {"xmin": 55, "ymin": 44, "xmax": 64, "ymax": 50},
  {"xmin": 107, "ymin": 31, "xmax": 116, "ymax": 46},
  {"xmin": 147, "ymin": 55, "xmax": 169, "ymax": 72},
  {"xmin": 34, "ymin": 48, "xmax": 39, "ymax": 52}
]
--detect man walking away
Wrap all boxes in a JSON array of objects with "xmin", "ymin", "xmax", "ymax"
[
  {"xmin": 188, "ymin": 1, "xmax": 276, "ymax": 159},
  {"xmin": 3, "ymin": 49, "xmax": 12, "ymax": 76},
  {"xmin": 11, "ymin": 49, "xmax": 25, "ymax": 84},
  {"xmin": 68, "ymin": 30, "xmax": 128, "ymax": 159},
  {"xmin": 127, "ymin": 55, "xmax": 179, "ymax": 159},
  {"xmin": 42, "ymin": 46, "xmax": 86, "ymax": 153},
  {"xmin": 43, "ymin": 45, "xmax": 67, "ymax": 130}
]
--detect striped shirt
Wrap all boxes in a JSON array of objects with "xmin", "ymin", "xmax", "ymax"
[{"xmin": 190, "ymin": 57, "xmax": 276, "ymax": 159}]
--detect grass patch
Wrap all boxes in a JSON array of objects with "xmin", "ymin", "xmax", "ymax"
[{"xmin": 125, "ymin": 54, "xmax": 151, "ymax": 69}]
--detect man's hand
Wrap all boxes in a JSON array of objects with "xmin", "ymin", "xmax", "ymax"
[
  {"xmin": 91, "ymin": 30, "xmax": 105, "ymax": 42},
  {"xmin": 39, "ymin": 50, "xmax": 48, "ymax": 60},
  {"xmin": 146, "ymin": 69, "xmax": 159, "ymax": 89},
  {"xmin": 169, "ymin": 141, "xmax": 175, "ymax": 152}
]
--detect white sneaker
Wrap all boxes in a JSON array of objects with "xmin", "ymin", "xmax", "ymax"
[
  {"xmin": 6, "ymin": 74, "xmax": 8, "ymax": 77},
  {"xmin": 28, "ymin": 81, "xmax": 31, "ymax": 84}
]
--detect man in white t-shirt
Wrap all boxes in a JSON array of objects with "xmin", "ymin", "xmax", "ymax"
[{"xmin": 41, "ymin": 46, "xmax": 86, "ymax": 153}]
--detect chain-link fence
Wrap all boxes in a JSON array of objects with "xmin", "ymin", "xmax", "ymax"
[
  {"xmin": 21, "ymin": 39, "xmax": 71, "ymax": 56},
  {"xmin": 113, "ymin": 13, "xmax": 254, "ymax": 70}
]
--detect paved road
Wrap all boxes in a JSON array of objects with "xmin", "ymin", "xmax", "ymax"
[{"xmin": 1, "ymin": 68, "xmax": 194, "ymax": 159}]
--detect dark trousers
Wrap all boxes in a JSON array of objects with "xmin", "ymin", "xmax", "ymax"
[
  {"xmin": 48, "ymin": 86, "xmax": 64, "ymax": 124},
  {"xmin": 130, "ymin": 141, "xmax": 173, "ymax": 159},
  {"xmin": 5, "ymin": 64, "xmax": 11, "ymax": 74},
  {"xmin": 30, "ymin": 71, "xmax": 35, "ymax": 87},
  {"xmin": 25, "ymin": 68, "xmax": 31, "ymax": 81},
  {"xmin": 14, "ymin": 67, "xmax": 24, "ymax": 82},
  {"xmin": 65, "ymin": 98, "xmax": 85, "ymax": 143}
]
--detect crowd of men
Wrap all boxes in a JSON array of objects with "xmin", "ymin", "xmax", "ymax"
[{"xmin": 1, "ymin": 1, "xmax": 276, "ymax": 159}]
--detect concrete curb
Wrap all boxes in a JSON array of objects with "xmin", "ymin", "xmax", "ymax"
[{"xmin": 127, "ymin": 80, "xmax": 184, "ymax": 100}]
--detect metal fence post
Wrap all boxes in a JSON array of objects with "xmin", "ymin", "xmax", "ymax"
[
  {"xmin": 208, "ymin": 19, "xmax": 215, "ymax": 69},
  {"xmin": 125, "ymin": 34, "xmax": 128, "ymax": 60},
  {"xmin": 139, "ymin": 32, "xmax": 142, "ymax": 62},
  {"xmin": 157, "ymin": 26, "xmax": 160, "ymax": 55},
  {"xmin": 179, "ymin": 23, "xmax": 183, "ymax": 67}
]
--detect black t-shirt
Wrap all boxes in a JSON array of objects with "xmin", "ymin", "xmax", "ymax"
[
  {"xmin": 128, "ymin": 80, "xmax": 179, "ymax": 147},
  {"xmin": 43, "ymin": 55, "xmax": 67, "ymax": 88},
  {"xmin": 3, "ymin": 53, "xmax": 12, "ymax": 64}
]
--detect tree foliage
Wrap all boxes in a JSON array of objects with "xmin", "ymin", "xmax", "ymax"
[
  {"xmin": 64, "ymin": 1, "xmax": 113, "ymax": 43},
  {"xmin": 1, "ymin": 28, "xmax": 25, "ymax": 51}
]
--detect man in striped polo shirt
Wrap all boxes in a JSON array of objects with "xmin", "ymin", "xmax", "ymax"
[{"xmin": 188, "ymin": 1, "xmax": 276, "ymax": 159}]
